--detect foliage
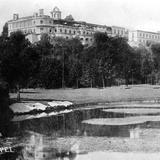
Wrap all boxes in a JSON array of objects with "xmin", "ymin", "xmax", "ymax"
[
  {"xmin": 1, "ymin": 28, "xmax": 160, "ymax": 90},
  {"xmin": 1, "ymin": 23, "xmax": 8, "ymax": 38},
  {"xmin": 39, "ymin": 58, "xmax": 62, "ymax": 88},
  {"xmin": 0, "ymin": 31, "xmax": 30, "ymax": 89}
]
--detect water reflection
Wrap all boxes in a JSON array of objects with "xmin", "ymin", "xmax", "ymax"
[
  {"xmin": 2, "ymin": 105, "xmax": 160, "ymax": 159},
  {"xmin": 129, "ymin": 127, "xmax": 140, "ymax": 139},
  {"xmin": 22, "ymin": 132, "xmax": 79, "ymax": 160}
]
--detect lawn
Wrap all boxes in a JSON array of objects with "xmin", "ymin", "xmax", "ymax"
[{"xmin": 10, "ymin": 84, "xmax": 160, "ymax": 104}]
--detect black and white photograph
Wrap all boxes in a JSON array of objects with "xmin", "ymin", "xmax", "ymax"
[{"xmin": 1, "ymin": 0, "xmax": 160, "ymax": 159}]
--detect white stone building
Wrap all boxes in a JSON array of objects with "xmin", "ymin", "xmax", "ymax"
[
  {"xmin": 128, "ymin": 30, "xmax": 160, "ymax": 47},
  {"xmin": 111, "ymin": 26, "xmax": 128, "ymax": 38},
  {"xmin": 7, "ymin": 7, "xmax": 129, "ymax": 45}
]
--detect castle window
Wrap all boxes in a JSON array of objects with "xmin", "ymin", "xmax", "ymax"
[
  {"xmin": 65, "ymin": 29, "xmax": 67, "ymax": 33},
  {"xmin": 40, "ymin": 28, "xmax": 44, "ymax": 31},
  {"xmin": 86, "ymin": 38, "xmax": 88, "ymax": 41},
  {"xmin": 60, "ymin": 29, "xmax": 62, "ymax": 33},
  {"xmin": 40, "ymin": 20, "xmax": 43, "ymax": 24},
  {"xmin": 69, "ymin": 30, "xmax": 71, "ymax": 34},
  {"xmin": 55, "ymin": 29, "xmax": 57, "ymax": 32}
]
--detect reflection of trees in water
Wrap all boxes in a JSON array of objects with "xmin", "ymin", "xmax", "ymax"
[
  {"xmin": 82, "ymin": 124, "xmax": 131, "ymax": 137},
  {"xmin": 11, "ymin": 109, "xmax": 104, "ymax": 137},
  {"xmin": 22, "ymin": 132, "xmax": 78, "ymax": 160},
  {"xmin": 130, "ymin": 128, "xmax": 140, "ymax": 139},
  {"xmin": 9, "ymin": 108, "xmax": 145, "ymax": 139},
  {"xmin": 0, "ymin": 132, "xmax": 78, "ymax": 160},
  {"xmin": 1, "ymin": 109, "xmax": 102, "ymax": 160},
  {"xmin": 2, "ymin": 108, "xmax": 151, "ymax": 159}
]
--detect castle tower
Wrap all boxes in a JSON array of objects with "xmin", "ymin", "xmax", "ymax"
[{"xmin": 51, "ymin": 6, "xmax": 61, "ymax": 20}]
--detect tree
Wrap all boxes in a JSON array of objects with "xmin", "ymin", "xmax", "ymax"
[
  {"xmin": 93, "ymin": 33, "xmax": 121, "ymax": 86},
  {"xmin": 134, "ymin": 46, "xmax": 153, "ymax": 84},
  {"xmin": 36, "ymin": 33, "xmax": 53, "ymax": 57},
  {"xmin": 64, "ymin": 38, "xmax": 83, "ymax": 87},
  {"xmin": 39, "ymin": 58, "xmax": 62, "ymax": 88},
  {"xmin": 151, "ymin": 43, "xmax": 160, "ymax": 70},
  {"xmin": 80, "ymin": 64, "xmax": 93, "ymax": 87},
  {"xmin": 111, "ymin": 37, "xmax": 135, "ymax": 85},
  {"xmin": 80, "ymin": 46, "xmax": 97, "ymax": 87},
  {"xmin": 1, "ymin": 23, "xmax": 8, "ymax": 38},
  {"xmin": 150, "ymin": 43, "xmax": 160, "ymax": 84},
  {"xmin": 0, "ymin": 31, "xmax": 30, "ymax": 100},
  {"xmin": 52, "ymin": 37, "xmax": 83, "ymax": 88},
  {"xmin": 20, "ymin": 45, "xmax": 41, "ymax": 88}
]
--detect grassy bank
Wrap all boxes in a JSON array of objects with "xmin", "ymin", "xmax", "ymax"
[{"xmin": 10, "ymin": 85, "xmax": 160, "ymax": 105}]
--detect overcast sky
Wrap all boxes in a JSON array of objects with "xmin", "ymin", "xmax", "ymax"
[{"xmin": 1, "ymin": 0, "xmax": 160, "ymax": 33}]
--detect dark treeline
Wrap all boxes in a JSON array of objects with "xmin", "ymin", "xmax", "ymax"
[{"xmin": 0, "ymin": 30, "xmax": 160, "ymax": 92}]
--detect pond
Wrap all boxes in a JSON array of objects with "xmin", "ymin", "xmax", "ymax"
[{"xmin": 1, "ymin": 102, "xmax": 160, "ymax": 160}]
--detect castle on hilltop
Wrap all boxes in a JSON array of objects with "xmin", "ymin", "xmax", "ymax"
[{"xmin": 7, "ymin": 7, "xmax": 160, "ymax": 47}]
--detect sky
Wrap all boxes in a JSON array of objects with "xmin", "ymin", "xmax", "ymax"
[{"xmin": 1, "ymin": 0, "xmax": 160, "ymax": 33}]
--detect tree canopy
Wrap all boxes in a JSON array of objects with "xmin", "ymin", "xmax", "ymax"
[{"xmin": 1, "ymin": 29, "xmax": 160, "ymax": 92}]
